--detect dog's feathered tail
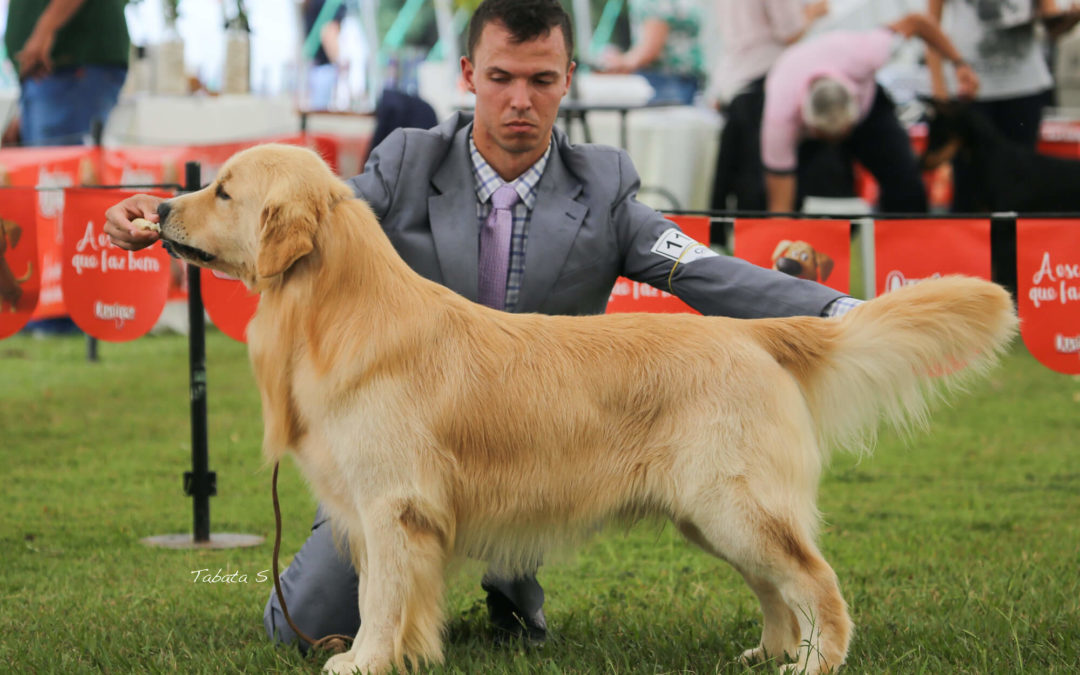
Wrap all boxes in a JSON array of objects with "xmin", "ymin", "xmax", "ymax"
[{"xmin": 745, "ymin": 276, "xmax": 1018, "ymax": 456}]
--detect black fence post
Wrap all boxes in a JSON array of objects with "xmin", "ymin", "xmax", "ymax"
[
  {"xmin": 86, "ymin": 119, "xmax": 105, "ymax": 363},
  {"xmin": 142, "ymin": 161, "xmax": 262, "ymax": 550},
  {"xmin": 182, "ymin": 161, "xmax": 214, "ymax": 542}
]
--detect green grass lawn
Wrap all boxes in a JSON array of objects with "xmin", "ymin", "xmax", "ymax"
[{"xmin": 1, "ymin": 331, "xmax": 1077, "ymax": 673}]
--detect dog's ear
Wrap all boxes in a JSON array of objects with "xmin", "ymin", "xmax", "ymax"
[
  {"xmin": 815, "ymin": 252, "xmax": 835, "ymax": 282},
  {"xmin": 256, "ymin": 197, "xmax": 318, "ymax": 279},
  {"xmin": 772, "ymin": 240, "xmax": 793, "ymax": 263}
]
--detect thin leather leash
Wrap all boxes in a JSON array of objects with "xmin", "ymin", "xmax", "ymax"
[{"xmin": 272, "ymin": 461, "xmax": 354, "ymax": 653}]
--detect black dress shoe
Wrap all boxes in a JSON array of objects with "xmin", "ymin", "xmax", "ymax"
[{"xmin": 483, "ymin": 581, "xmax": 547, "ymax": 646}]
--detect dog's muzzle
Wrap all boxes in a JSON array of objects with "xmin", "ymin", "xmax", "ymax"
[
  {"xmin": 157, "ymin": 202, "xmax": 216, "ymax": 263},
  {"xmin": 161, "ymin": 239, "xmax": 216, "ymax": 263}
]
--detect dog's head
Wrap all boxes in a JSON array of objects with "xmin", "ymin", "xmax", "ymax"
[
  {"xmin": 157, "ymin": 144, "xmax": 353, "ymax": 288},
  {"xmin": 772, "ymin": 239, "xmax": 834, "ymax": 282},
  {"xmin": 921, "ymin": 100, "xmax": 975, "ymax": 170},
  {"xmin": 0, "ymin": 218, "xmax": 23, "ymax": 254}
]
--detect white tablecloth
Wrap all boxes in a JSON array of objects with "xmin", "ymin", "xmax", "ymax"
[
  {"xmin": 564, "ymin": 105, "xmax": 722, "ymax": 212},
  {"xmin": 103, "ymin": 94, "xmax": 302, "ymax": 146}
]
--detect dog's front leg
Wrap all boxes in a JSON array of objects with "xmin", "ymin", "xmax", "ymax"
[{"xmin": 322, "ymin": 498, "xmax": 449, "ymax": 675}]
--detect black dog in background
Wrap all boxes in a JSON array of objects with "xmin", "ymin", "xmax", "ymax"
[{"xmin": 921, "ymin": 101, "xmax": 1080, "ymax": 213}]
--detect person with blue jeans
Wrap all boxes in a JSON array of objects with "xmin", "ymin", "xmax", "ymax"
[
  {"xmin": 598, "ymin": 0, "xmax": 704, "ymax": 105},
  {"xmin": 4, "ymin": 0, "xmax": 129, "ymax": 146},
  {"xmin": 302, "ymin": 0, "xmax": 346, "ymax": 111}
]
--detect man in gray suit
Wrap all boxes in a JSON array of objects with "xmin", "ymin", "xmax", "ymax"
[{"xmin": 105, "ymin": 0, "xmax": 857, "ymax": 653}]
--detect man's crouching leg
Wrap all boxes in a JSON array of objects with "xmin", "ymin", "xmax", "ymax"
[
  {"xmin": 483, "ymin": 573, "xmax": 547, "ymax": 645},
  {"xmin": 264, "ymin": 505, "xmax": 360, "ymax": 652}
]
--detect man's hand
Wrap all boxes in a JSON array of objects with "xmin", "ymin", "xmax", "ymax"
[
  {"xmin": 805, "ymin": 1, "xmax": 830, "ymax": 23},
  {"xmin": 17, "ymin": 28, "xmax": 56, "ymax": 78},
  {"xmin": 16, "ymin": 0, "xmax": 90, "ymax": 78},
  {"xmin": 955, "ymin": 63, "xmax": 979, "ymax": 99},
  {"xmin": 765, "ymin": 172, "xmax": 798, "ymax": 214},
  {"xmin": 104, "ymin": 194, "xmax": 165, "ymax": 251}
]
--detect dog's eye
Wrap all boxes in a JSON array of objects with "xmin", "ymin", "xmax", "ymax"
[{"xmin": 215, "ymin": 184, "xmax": 231, "ymax": 201}]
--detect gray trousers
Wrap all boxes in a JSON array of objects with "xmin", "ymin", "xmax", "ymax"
[{"xmin": 263, "ymin": 506, "xmax": 544, "ymax": 649}]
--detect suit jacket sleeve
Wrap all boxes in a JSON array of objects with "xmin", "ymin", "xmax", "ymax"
[
  {"xmin": 344, "ymin": 128, "xmax": 407, "ymax": 221},
  {"xmin": 611, "ymin": 151, "xmax": 844, "ymax": 318}
]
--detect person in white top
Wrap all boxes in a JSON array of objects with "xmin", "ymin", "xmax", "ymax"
[
  {"xmin": 709, "ymin": 0, "xmax": 829, "ymax": 211},
  {"xmin": 926, "ymin": 0, "xmax": 1080, "ymax": 212}
]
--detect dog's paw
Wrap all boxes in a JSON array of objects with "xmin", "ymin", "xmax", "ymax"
[
  {"xmin": 741, "ymin": 646, "xmax": 799, "ymax": 671},
  {"xmin": 322, "ymin": 652, "xmax": 356, "ymax": 675},
  {"xmin": 778, "ymin": 659, "xmax": 835, "ymax": 675},
  {"xmin": 739, "ymin": 646, "xmax": 767, "ymax": 666},
  {"xmin": 322, "ymin": 651, "xmax": 389, "ymax": 675}
]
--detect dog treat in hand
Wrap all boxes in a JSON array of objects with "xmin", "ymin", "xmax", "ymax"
[{"xmin": 132, "ymin": 218, "xmax": 161, "ymax": 233}]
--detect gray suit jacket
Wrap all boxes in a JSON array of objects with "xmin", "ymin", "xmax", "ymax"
[{"xmin": 347, "ymin": 112, "xmax": 842, "ymax": 318}]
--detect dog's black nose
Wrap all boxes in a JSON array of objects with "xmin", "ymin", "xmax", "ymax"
[
  {"xmin": 157, "ymin": 201, "xmax": 171, "ymax": 222},
  {"xmin": 775, "ymin": 257, "xmax": 804, "ymax": 277}
]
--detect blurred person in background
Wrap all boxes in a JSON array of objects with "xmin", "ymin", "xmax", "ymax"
[
  {"xmin": 926, "ymin": 0, "xmax": 1080, "ymax": 212},
  {"xmin": 762, "ymin": 12, "xmax": 978, "ymax": 214},
  {"xmin": 303, "ymin": 0, "xmax": 347, "ymax": 111},
  {"xmin": 709, "ymin": 0, "xmax": 830, "ymax": 211},
  {"xmin": 3, "ymin": 0, "xmax": 128, "ymax": 146},
  {"xmin": 598, "ymin": 0, "xmax": 704, "ymax": 104}
]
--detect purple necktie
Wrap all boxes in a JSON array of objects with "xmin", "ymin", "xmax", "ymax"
[{"xmin": 478, "ymin": 184, "xmax": 521, "ymax": 310}]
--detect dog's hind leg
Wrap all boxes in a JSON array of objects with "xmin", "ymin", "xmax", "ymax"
[
  {"xmin": 674, "ymin": 441, "xmax": 852, "ymax": 675},
  {"xmin": 756, "ymin": 535, "xmax": 851, "ymax": 674},
  {"xmin": 322, "ymin": 497, "xmax": 450, "ymax": 675},
  {"xmin": 678, "ymin": 497, "xmax": 851, "ymax": 674},
  {"xmin": 734, "ymin": 568, "xmax": 801, "ymax": 667}
]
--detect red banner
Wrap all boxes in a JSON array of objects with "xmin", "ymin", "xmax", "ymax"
[
  {"xmin": 0, "ymin": 188, "xmax": 40, "ymax": 338},
  {"xmin": 307, "ymin": 132, "xmax": 372, "ymax": 177},
  {"xmin": 1037, "ymin": 119, "xmax": 1080, "ymax": 159},
  {"xmin": 100, "ymin": 134, "xmax": 314, "ymax": 185},
  {"xmin": 1017, "ymin": 219, "xmax": 1080, "ymax": 374},
  {"xmin": 0, "ymin": 145, "xmax": 100, "ymax": 188},
  {"xmin": 202, "ymin": 269, "xmax": 260, "ymax": 343},
  {"xmin": 873, "ymin": 219, "xmax": 991, "ymax": 296},
  {"xmin": 0, "ymin": 146, "xmax": 102, "ymax": 319},
  {"xmin": 60, "ymin": 189, "xmax": 172, "ymax": 341},
  {"xmin": 733, "ymin": 218, "xmax": 851, "ymax": 293},
  {"xmin": 606, "ymin": 215, "xmax": 711, "ymax": 314}
]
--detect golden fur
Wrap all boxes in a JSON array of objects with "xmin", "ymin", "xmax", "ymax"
[{"xmin": 158, "ymin": 144, "xmax": 1018, "ymax": 674}]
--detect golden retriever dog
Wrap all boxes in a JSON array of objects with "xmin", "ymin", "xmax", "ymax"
[
  {"xmin": 1, "ymin": 219, "xmax": 33, "ymax": 312},
  {"xmin": 772, "ymin": 239, "xmax": 835, "ymax": 283},
  {"xmin": 157, "ymin": 144, "xmax": 1017, "ymax": 675}
]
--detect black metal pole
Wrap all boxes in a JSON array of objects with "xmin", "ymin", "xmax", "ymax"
[
  {"xmin": 182, "ymin": 161, "xmax": 215, "ymax": 543},
  {"xmin": 86, "ymin": 119, "xmax": 105, "ymax": 363}
]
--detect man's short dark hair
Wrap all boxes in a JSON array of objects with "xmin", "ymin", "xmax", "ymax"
[{"xmin": 466, "ymin": 0, "xmax": 574, "ymax": 64}]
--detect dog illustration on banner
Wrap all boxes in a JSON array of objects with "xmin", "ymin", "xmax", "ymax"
[
  {"xmin": 772, "ymin": 239, "xmax": 835, "ymax": 283},
  {"xmin": 1, "ymin": 219, "xmax": 33, "ymax": 312}
]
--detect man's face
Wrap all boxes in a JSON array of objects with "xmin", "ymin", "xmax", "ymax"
[{"xmin": 461, "ymin": 21, "xmax": 574, "ymax": 166}]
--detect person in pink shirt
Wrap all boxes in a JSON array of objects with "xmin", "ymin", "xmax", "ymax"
[
  {"xmin": 762, "ymin": 13, "xmax": 978, "ymax": 213},
  {"xmin": 709, "ymin": 0, "xmax": 829, "ymax": 211}
]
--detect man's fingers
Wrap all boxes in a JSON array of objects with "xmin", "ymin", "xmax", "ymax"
[{"xmin": 104, "ymin": 196, "xmax": 165, "ymax": 250}]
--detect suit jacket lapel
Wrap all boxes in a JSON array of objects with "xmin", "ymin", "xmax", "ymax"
[
  {"xmin": 516, "ymin": 147, "xmax": 588, "ymax": 312},
  {"xmin": 429, "ymin": 125, "xmax": 480, "ymax": 302}
]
